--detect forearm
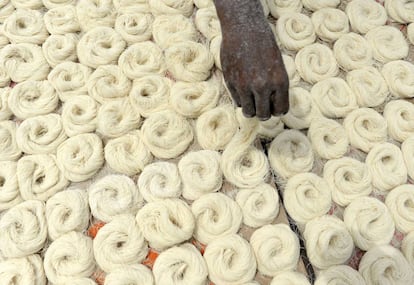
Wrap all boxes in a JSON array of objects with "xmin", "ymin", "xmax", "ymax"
[{"xmin": 213, "ymin": 0, "xmax": 267, "ymax": 32}]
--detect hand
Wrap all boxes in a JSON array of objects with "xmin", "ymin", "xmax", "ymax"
[{"xmin": 216, "ymin": 1, "xmax": 289, "ymax": 120}]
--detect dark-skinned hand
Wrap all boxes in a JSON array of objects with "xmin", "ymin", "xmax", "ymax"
[{"xmin": 214, "ymin": 0, "xmax": 289, "ymax": 120}]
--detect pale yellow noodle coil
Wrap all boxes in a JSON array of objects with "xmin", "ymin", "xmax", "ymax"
[
  {"xmin": 268, "ymin": 130, "xmax": 314, "ymax": 179},
  {"xmin": 344, "ymin": 197, "xmax": 395, "ymax": 251},
  {"xmin": 323, "ymin": 157, "xmax": 372, "ymax": 207},
  {"xmin": 104, "ymin": 131, "xmax": 153, "ymax": 176},
  {"xmin": 365, "ymin": 142, "xmax": 407, "ymax": 192},
  {"xmin": 283, "ymin": 172, "xmax": 332, "ymax": 225}
]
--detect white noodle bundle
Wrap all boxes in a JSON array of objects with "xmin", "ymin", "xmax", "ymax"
[
  {"xmin": 17, "ymin": 154, "xmax": 69, "ymax": 201},
  {"xmin": 204, "ymin": 234, "xmax": 257, "ymax": 285},
  {"xmin": 93, "ymin": 215, "xmax": 148, "ymax": 272},
  {"xmin": 192, "ymin": 192, "xmax": 242, "ymax": 244},
  {"xmin": 136, "ymin": 198, "xmax": 195, "ymax": 251},
  {"xmin": 89, "ymin": 175, "xmax": 143, "ymax": 222},
  {"xmin": 0, "ymin": 200, "xmax": 47, "ymax": 258},
  {"xmin": 46, "ymin": 189, "xmax": 89, "ymax": 241}
]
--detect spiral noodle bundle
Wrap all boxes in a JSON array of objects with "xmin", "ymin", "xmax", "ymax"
[
  {"xmin": 314, "ymin": 78, "xmax": 358, "ymax": 118},
  {"xmin": 345, "ymin": 0, "xmax": 387, "ymax": 34},
  {"xmin": 153, "ymin": 243, "xmax": 208, "ymax": 285},
  {"xmin": 268, "ymin": 130, "xmax": 314, "ymax": 179},
  {"xmin": 140, "ymin": 110, "xmax": 194, "ymax": 159},
  {"xmin": 195, "ymin": 7, "xmax": 221, "ymax": 41},
  {"xmin": 152, "ymin": 14, "xmax": 197, "ymax": 49},
  {"xmin": 282, "ymin": 87, "xmax": 319, "ymax": 130},
  {"xmin": 44, "ymin": 5, "xmax": 81, "ymax": 35},
  {"xmin": 295, "ymin": 43, "xmax": 339, "ymax": 84},
  {"xmin": 113, "ymin": 0, "xmax": 149, "ymax": 10},
  {"xmin": 94, "ymin": 215, "xmax": 148, "ymax": 272},
  {"xmin": 104, "ymin": 264, "xmax": 154, "ymax": 285},
  {"xmin": 0, "ymin": 43, "xmax": 50, "ymax": 82},
  {"xmin": 266, "ymin": 0, "xmax": 302, "ymax": 18},
  {"xmin": 343, "ymin": 108, "xmax": 387, "ymax": 153},
  {"xmin": 9, "ymin": 80, "xmax": 58, "ymax": 119},
  {"xmin": 250, "ymin": 224, "xmax": 299, "ymax": 276},
  {"xmin": 401, "ymin": 231, "xmax": 414, "ymax": 269},
  {"xmin": 385, "ymin": 184, "xmax": 414, "ymax": 234},
  {"xmin": 87, "ymin": 65, "xmax": 131, "ymax": 104},
  {"xmin": 48, "ymin": 62, "xmax": 92, "ymax": 102},
  {"xmin": 408, "ymin": 23, "xmax": 414, "ymax": 45},
  {"xmin": 333, "ymin": 33, "xmax": 373, "ymax": 71},
  {"xmin": 115, "ymin": 8, "xmax": 153, "ymax": 44},
  {"xmin": 0, "ymin": 200, "xmax": 47, "ymax": 258},
  {"xmin": 323, "ymin": 157, "xmax": 372, "ymax": 207},
  {"xmin": 89, "ymin": 175, "xmax": 143, "ymax": 222},
  {"xmin": 194, "ymin": 0, "xmax": 213, "ymax": 9},
  {"xmin": 0, "ymin": 161, "xmax": 21, "ymax": 211},
  {"xmin": 344, "ymin": 197, "xmax": 395, "ymax": 251},
  {"xmin": 77, "ymin": 27, "xmax": 126, "ymax": 69},
  {"xmin": 402, "ymin": 136, "xmax": 414, "ymax": 180},
  {"xmin": 76, "ymin": 0, "xmax": 116, "ymax": 31},
  {"xmin": 365, "ymin": 26, "xmax": 409, "ymax": 63},
  {"xmin": 56, "ymin": 133, "xmax": 104, "ymax": 182},
  {"xmin": 0, "ymin": 121, "xmax": 21, "ymax": 161},
  {"xmin": 359, "ymin": 245, "xmax": 414, "ymax": 285},
  {"xmin": 275, "ymin": 13, "xmax": 316, "ymax": 51},
  {"xmin": 0, "ymin": 65, "xmax": 10, "ymax": 87},
  {"xmin": 61, "ymin": 95, "xmax": 98, "ymax": 137},
  {"xmin": 221, "ymin": 117, "xmax": 269, "ymax": 188},
  {"xmin": 165, "ymin": 41, "xmax": 214, "ymax": 82},
  {"xmin": 10, "ymin": 0, "xmax": 42, "ymax": 9},
  {"xmin": 281, "ymin": 54, "xmax": 300, "ymax": 88},
  {"xmin": 304, "ymin": 215, "xmax": 354, "ymax": 269},
  {"xmin": 0, "ymin": 87, "xmax": 12, "ymax": 121},
  {"xmin": 191, "ymin": 193, "xmax": 242, "ymax": 244},
  {"xmin": 0, "ymin": 254, "xmax": 46, "ymax": 285},
  {"xmin": 129, "ymin": 75, "xmax": 171, "ymax": 117},
  {"xmin": 311, "ymin": 8, "xmax": 349, "ymax": 42},
  {"xmin": 301, "ymin": 0, "xmax": 339, "ymax": 11},
  {"xmin": 170, "ymin": 78, "xmax": 220, "ymax": 118},
  {"xmin": 178, "ymin": 150, "xmax": 222, "ymax": 200},
  {"xmin": 384, "ymin": 100, "xmax": 414, "ymax": 142},
  {"xmin": 136, "ymin": 198, "xmax": 195, "ymax": 250},
  {"xmin": 258, "ymin": 116, "xmax": 284, "ymax": 138},
  {"xmin": 270, "ymin": 271, "xmax": 311, "ymax": 285},
  {"xmin": 44, "ymin": 231, "xmax": 95, "ymax": 284},
  {"xmin": 17, "ymin": 154, "xmax": 69, "ymax": 201},
  {"xmin": 284, "ymin": 173, "xmax": 331, "ymax": 225},
  {"xmin": 46, "ymin": 189, "xmax": 89, "ymax": 241},
  {"xmin": 196, "ymin": 105, "xmax": 238, "ymax": 151},
  {"xmin": 16, "ymin": 114, "xmax": 67, "ymax": 155},
  {"xmin": 385, "ymin": 0, "xmax": 414, "ymax": 23},
  {"xmin": 138, "ymin": 162, "xmax": 182, "ymax": 202},
  {"xmin": 149, "ymin": 0, "xmax": 194, "ymax": 17},
  {"xmin": 210, "ymin": 35, "xmax": 222, "ymax": 70},
  {"xmin": 314, "ymin": 265, "xmax": 365, "ymax": 285},
  {"xmin": 62, "ymin": 278, "xmax": 97, "ymax": 285},
  {"xmin": 97, "ymin": 99, "xmax": 140, "ymax": 138},
  {"xmin": 308, "ymin": 117, "xmax": 349, "ymax": 159},
  {"xmin": 236, "ymin": 183, "xmax": 280, "ymax": 228},
  {"xmin": 204, "ymin": 234, "xmax": 257, "ymax": 285},
  {"xmin": 118, "ymin": 41, "xmax": 166, "ymax": 79},
  {"xmin": 43, "ymin": 0, "xmax": 76, "ymax": 9},
  {"xmin": 42, "ymin": 33, "xmax": 78, "ymax": 68},
  {"xmin": 0, "ymin": 3, "xmax": 15, "ymax": 24},
  {"xmin": 3, "ymin": 9, "xmax": 49, "ymax": 44},
  {"xmin": 366, "ymin": 142, "xmax": 407, "ymax": 192},
  {"xmin": 346, "ymin": 66, "xmax": 388, "ymax": 107},
  {"xmin": 105, "ymin": 131, "xmax": 152, "ymax": 175},
  {"xmin": 381, "ymin": 60, "xmax": 414, "ymax": 99}
]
